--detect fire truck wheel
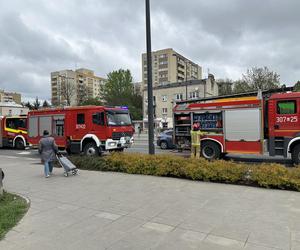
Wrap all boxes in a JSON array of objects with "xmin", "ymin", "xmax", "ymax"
[
  {"xmin": 201, "ymin": 141, "xmax": 221, "ymax": 160},
  {"xmin": 83, "ymin": 142, "xmax": 99, "ymax": 156},
  {"xmin": 291, "ymin": 144, "xmax": 300, "ymax": 165},
  {"xmin": 15, "ymin": 138, "xmax": 25, "ymax": 150}
]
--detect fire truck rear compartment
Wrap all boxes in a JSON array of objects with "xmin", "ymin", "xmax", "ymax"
[{"xmin": 224, "ymin": 108, "xmax": 262, "ymax": 154}]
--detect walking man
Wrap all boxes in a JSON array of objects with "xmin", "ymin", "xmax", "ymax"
[{"xmin": 39, "ymin": 130, "xmax": 58, "ymax": 178}]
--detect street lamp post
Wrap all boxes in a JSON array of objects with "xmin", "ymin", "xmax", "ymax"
[{"xmin": 145, "ymin": 0, "xmax": 155, "ymax": 155}]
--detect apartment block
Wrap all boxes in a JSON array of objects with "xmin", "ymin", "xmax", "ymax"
[
  {"xmin": 142, "ymin": 48, "xmax": 202, "ymax": 90},
  {"xmin": 143, "ymin": 74, "xmax": 218, "ymax": 129},
  {"xmin": 51, "ymin": 68, "xmax": 106, "ymax": 106},
  {"xmin": 0, "ymin": 90, "xmax": 22, "ymax": 104}
]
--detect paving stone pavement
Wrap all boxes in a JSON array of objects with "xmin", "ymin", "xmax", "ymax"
[{"xmin": 0, "ymin": 155, "xmax": 300, "ymax": 250}]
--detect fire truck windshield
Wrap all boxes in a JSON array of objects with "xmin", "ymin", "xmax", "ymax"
[
  {"xmin": 107, "ymin": 110, "xmax": 132, "ymax": 126},
  {"xmin": 6, "ymin": 118, "xmax": 27, "ymax": 130}
]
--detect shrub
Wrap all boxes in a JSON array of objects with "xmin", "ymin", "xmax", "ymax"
[{"xmin": 68, "ymin": 153, "xmax": 300, "ymax": 192}]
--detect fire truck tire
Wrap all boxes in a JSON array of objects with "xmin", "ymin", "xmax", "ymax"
[
  {"xmin": 291, "ymin": 144, "xmax": 300, "ymax": 165},
  {"xmin": 201, "ymin": 141, "xmax": 221, "ymax": 160},
  {"xmin": 83, "ymin": 142, "xmax": 99, "ymax": 156},
  {"xmin": 15, "ymin": 138, "xmax": 25, "ymax": 150}
]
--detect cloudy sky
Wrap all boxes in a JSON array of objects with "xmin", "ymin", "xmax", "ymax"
[{"xmin": 0, "ymin": 0, "xmax": 299, "ymax": 101}]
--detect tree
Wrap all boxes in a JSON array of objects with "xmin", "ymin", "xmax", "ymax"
[
  {"xmin": 294, "ymin": 81, "xmax": 300, "ymax": 92},
  {"xmin": 60, "ymin": 77, "xmax": 76, "ymax": 106},
  {"xmin": 33, "ymin": 97, "xmax": 41, "ymax": 110},
  {"xmin": 101, "ymin": 69, "xmax": 134, "ymax": 105},
  {"xmin": 101, "ymin": 69, "xmax": 142, "ymax": 120},
  {"xmin": 129, "ymin": 93, "xmax": 143, "ymax": 120},
  {"xmin": 232, "ymin": 80, "xmax": 252, "ymax": 94},
  {"xmin": 77, "ymin": 84, "xmax": 89, "ymax": 105},
  {"xmin": 79, "ymin": 97, "xmax": 103, "ymax": 106},
  {"xmin": 231, "ymin": 67, "xmax": 281, "ymax": 94},
  {"xmin": 242, "ymin": 66, "xmax": 280, "ymax": 91},
  {"xmin": 42, "ymin": 100, "xmax": 50, "ymax": 108},
  {"xmin": 22, "ymin": 101, "xmax": 33, "ymax": 110},
  {"xmin": 217, "ymin": 79, "xmax": 233, "ymax": 96}
]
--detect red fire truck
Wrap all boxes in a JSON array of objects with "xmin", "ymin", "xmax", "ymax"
[
  {"xmin": 0, "ymin": 115, "xmax": 28, "ymax": 149},
  {"xmin": 173, "ymin": 90, "xmax": 300, "ymax": 164},
  {"xmin": 27, "ymin": 106, "xmax": 134, "ymax": 155}
]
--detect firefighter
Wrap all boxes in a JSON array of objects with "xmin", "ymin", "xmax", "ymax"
[{"xmin": 191, "ymin": 122, "xmax": 205, "ymax": 158}]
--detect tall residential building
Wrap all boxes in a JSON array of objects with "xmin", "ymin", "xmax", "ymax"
[
  {"xmin": 0, "ymin": 90, "xmax": 22, "ymax": 104},
  {"xmin": 142, "ymin": 48, "xmax": 202, "ymax": 89},
  {"xmin": 51, "ymin": 68, "xmax": 106, "ymax": 106}
]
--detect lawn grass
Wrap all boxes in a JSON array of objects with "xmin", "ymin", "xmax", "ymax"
[{"xmin": 0, "ymin": 192, "xmax": 29, "ymax": 240}]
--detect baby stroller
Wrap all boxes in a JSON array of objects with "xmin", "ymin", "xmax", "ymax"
[{"xmin": 56, "ymin": 153, "xmax": 79, "ymax": 177}]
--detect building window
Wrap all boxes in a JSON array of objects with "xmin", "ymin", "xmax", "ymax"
[
  {"xmin": 159, "ymin": 73, "xmax": 168, "ymax": 78},
  {"xmin": 162, "ymin": 108, "xmax": 168, "ymax": 114},
  {"xmin": 162, "ymin": 95, "xmax": 167, "ymax": 102},
  {"xmin": 159, "ymin": 61, "xmax": 168, "ymax": 65},
  {"xmin": 175, "ymin": 93, "xmax": 183, "ymax": 100},
  {"xmin": 189, "ymin": 91, "xmax": 199, "ymax": 99}
]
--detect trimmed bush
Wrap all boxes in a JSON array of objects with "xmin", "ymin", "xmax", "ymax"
[{"xmin": 68, "ymin": 153, "xmax": 300, "ymax": 192}]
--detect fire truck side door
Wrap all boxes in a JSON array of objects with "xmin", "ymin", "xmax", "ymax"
[
  {"xmin": 271, "ymin": 99, "xmax": 299, "ymax": 136},
  {"xmin": 73, "ymin": 113, "xmax": 86, "ymax": 140},
  {"xmin": 92, "ymin": 112, "xmax": 106, "ymax": 141}
]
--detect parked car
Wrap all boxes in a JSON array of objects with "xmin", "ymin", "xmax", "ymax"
[{"xmin": 157, "ymin": 130, "xmax": 174, "ymax": 149}]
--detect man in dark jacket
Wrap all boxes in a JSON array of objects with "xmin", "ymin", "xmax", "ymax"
[{"xmin": 39, "ymin": 130, "xmax": 58, "ymax": 178}]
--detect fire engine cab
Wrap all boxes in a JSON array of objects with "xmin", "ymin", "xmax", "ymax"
[
  {"xmin": 173, "ymin": 90, "xmax": 300, "ymax": 164},
  {"xmin": 0, "ymin": 115, "xmax": 28, "ymax": 149},
  {"xmin": 27, "ymin": 106, "xmax": 134, "ymax": 155}
]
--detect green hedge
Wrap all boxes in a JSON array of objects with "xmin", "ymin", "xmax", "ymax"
[{"xmin": 68, "ymin": 153, "xmax": 300, "ymax": 191}]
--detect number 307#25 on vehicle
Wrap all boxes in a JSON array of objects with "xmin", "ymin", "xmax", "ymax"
[{"xmin": 173, "ymin": 90, "xmax": 300, "ymax": 165}]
